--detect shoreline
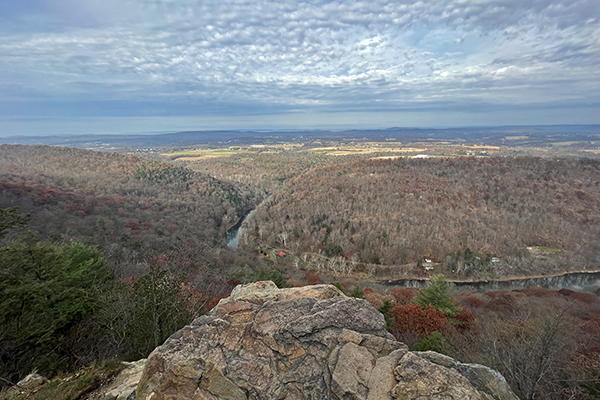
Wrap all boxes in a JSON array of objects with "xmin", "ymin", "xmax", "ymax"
[{"xmin": 381, "ymin": 269, "xmax": 600, "ymax": 292}]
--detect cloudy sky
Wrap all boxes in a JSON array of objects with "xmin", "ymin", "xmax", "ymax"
[{"xmin": 1, "ymin": 0, "xmax": 599, "ymax": 136}]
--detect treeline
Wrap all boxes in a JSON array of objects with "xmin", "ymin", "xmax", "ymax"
[
  {"xmin": 244, "ymin": 156, "xmax": 600, "ymax": 278},
  {"xmin": 0, "ymin": 145, "xmax": 266, "ymax": 278}
]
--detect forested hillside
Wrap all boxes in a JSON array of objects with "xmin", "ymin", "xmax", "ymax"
[
  {"xmin": 245, "ymin": 156, "xmax": 600, "ymax": 278},
  {"xmin": 0, "ymin": 145, "xmax": 265, "ymax": 275},
  {"xmin": 0, "ymin": 145, "xmax": 269, "ymax": 385},
  {"xmin": 183, "ymin": 149, "xmax": 333, "ymax": 192}
]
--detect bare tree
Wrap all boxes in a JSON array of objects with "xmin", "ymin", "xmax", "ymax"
[
  {"xmin": 278, "ymin": 231, "xmax": 289, "ymax": 247},
  {"xmin": 477, "ymin": 306, "xmax": 576, "ymax": 400}
]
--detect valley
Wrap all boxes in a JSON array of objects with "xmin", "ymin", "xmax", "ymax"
[{"xmin": 1, "ymin": 128, "xmax": 600, "ymax": 399}]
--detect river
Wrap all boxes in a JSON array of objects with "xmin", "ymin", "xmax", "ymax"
[
  {"xmin": 225, "ymin": 208, "xmax": 258, "ymax": 248},
  {"xmin": 383, "ymin": 270, "xmax": 600, "ymax": 293}
]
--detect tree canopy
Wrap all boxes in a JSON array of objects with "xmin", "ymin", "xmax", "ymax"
[{"xmin": 0, "ymin": 206, "xmax": 30, "ymax": 239}]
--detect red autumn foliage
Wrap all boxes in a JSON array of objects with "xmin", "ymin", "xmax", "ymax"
[
  {"xmin": 305, "ymin": 273, "xmax": 323, "ymax": 285},
  {"xmin": 571, "ymin": 349, "xmax": 600, "ymax": 375},
  {"xmin": 485, "ymin": 294, "xmax": 516, "ymax": 313},
  {"xmin": 460, "ymin": 294, "xmax": 484, "ymax": 308},
  {"xmin": 151, "ymin": 254, "xmax": 168, "ymax": 267},
  {"xmin": 364, "ymin": 287, "xmax": 391, "ymax": 310},
  {"xmin": 558, "ymin": 288, "xmax": 575, "ymax": 297},
  {"xmin": 390, "ymin": 287, "xmax": 419, "ymax": 305},
  {"xmin": 581, "ymin": 315, "xmax": 600, "ymax": 335},
  {"xmin": 177, "ymin": 258, "xmax": 194, "ymax": 270},
  {"xmin": 562, "ymin": 287, "xmax": 598, "ymax": 303},
  {"xmin": 392, "ymin": 303, "xmax": 453, "ymax": 340},
  {"xmin": 123, "ymin": 221, "xmax": 140, "ymax": 230},
  {"xmin": 515, "ymin": 287, "xmax": 597, "ymax": 303},
  {"xmin": 520, "ymin": 286, "xmax": 559, "ymax": 298},
  {"xmin": 140, "ymin": 222, "xmax": 155, "ymax": 230},
  {"xmin": 483, "ymin": 290, "xmax": 529, "ymax": 312},
  {"xmin": 569, "ymin": 292, "xmax": 597, "ymax": 304},
  {"xmin": 206, "ymin": 295, "xmax": 228, "ymax": 312},
  {"xmin": 454, "ymin": 307, "xmax": 476, "ymax": 333},
  {"xmin": 180, "ymin": 285, "xmax": 209, "ymax": 308}
]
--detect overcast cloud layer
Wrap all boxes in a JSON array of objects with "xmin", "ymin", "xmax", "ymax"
[{"xmin": 1, "ymin": 0, "xmax": 599, "ymax": 135}]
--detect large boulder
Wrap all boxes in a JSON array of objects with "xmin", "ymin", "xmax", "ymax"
[{"xmin": 136, "ymin": 281, "xmax": 518, "ymax": 400}]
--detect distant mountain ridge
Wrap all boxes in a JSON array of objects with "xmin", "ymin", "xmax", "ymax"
[{"xmin": 2, "ymin": 125, "xmax": 599, "ymax": 150}]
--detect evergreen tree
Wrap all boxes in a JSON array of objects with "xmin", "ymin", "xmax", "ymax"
[
  {"xmin": 0, "ymin": 206, "xmax": 30, "ymax": 239},
  {"xmin": 415, "ymin": 275, "xmax": 458, "ymax": 317},
  {"xmin": 412, "ymin": 331, "xmax": 454, "ymax": 356},
  {"xmin": 246, "ymin": 267, "xmax": 287, "ymax": 288},
  {"xmin": 0, "ymin": 235, "xmax": 111, "ymax": 383},
  {"xmin": 378, "ymin": 299, "xmax": 395, "ymax": 333},
  {"xmin": 127, "ymin": 268, "xmax": 191, "ymax": 358},
  {"xmin": 349, "ymin": 285, "xmax": 365, "ymax": 299}
]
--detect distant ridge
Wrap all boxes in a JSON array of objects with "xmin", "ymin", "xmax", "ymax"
[{"xmin": 1, "ymin": 125, "xmax": 599, "ymax": 150}]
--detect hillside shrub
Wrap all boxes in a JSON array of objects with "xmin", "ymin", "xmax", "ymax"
[
  {"xmin": 412, "ymin": 331, "xmax": 454, "ymax": 356},
  {"xmin": 392, "ymin": 303, "xmax": 453, "ymax": 347}
]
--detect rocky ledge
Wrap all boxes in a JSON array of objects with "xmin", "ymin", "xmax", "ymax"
[{"xmin": 135, "ymin": 281, "xmax": 518, "ymax": 400}]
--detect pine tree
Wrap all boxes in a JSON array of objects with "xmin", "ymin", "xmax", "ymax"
[{"xmin": 415, "ymin": 275, "xmax": 458, "ymax": 317}]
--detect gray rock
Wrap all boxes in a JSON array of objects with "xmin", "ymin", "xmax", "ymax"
[
  {"xmin": 416, "ymin": 351, "xmax": 518, "ymax": 400},
  {"xmin": 16, "ymin": 373, "xmax": 46, "ymax": 390},
  {"xmin": 135, "ymin": 281, "xmax": 519, "ymax": 400},
  {"xmin": 103, "ymin": 359, "xmax": 147, "ymax": 400},
  {"xmin": 393, "ymin": 351, "xmax": 484, "ymax": 400}
]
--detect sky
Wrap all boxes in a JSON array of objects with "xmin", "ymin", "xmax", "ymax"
[{"xmin": 1, "ymin": 0, "xmax": 599, "ymax": 136}]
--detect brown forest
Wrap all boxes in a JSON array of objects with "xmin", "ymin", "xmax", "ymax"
[
  {"xmin": 0, "ymin": 145, "xmax": 265, "ymax": 280},
  {"xmin": 183, "ymin": 148, "xmax": 334, "ymax": 193},
  {"xmin": 244, "ymin": 156, "xmax": 600, "ymax": 278}
]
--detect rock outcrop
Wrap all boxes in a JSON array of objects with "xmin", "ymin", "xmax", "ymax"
[
  {"xmin": 136, "ymin": 281, "xmax": 518, "ymax": 400},
  {"xmin": 16, "ymin": 373, "xmax": 47, "ymax": 390},
  {"xmin": 101, "ymin": 359, "xmax": 147, "ymax": 400}
]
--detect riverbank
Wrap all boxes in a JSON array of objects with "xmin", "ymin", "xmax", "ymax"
[
  {"xmin": 225, "ymin": 194, "xmax": 271, "ymax": 248},
  {"xmin": 382, "ymin": 270, "xmax": 600, "ymax": 293}
]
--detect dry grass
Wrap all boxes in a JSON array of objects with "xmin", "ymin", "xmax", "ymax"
[{"xmin": 0, "ymin": 360, "xmax": 125, "ymax": 400}]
